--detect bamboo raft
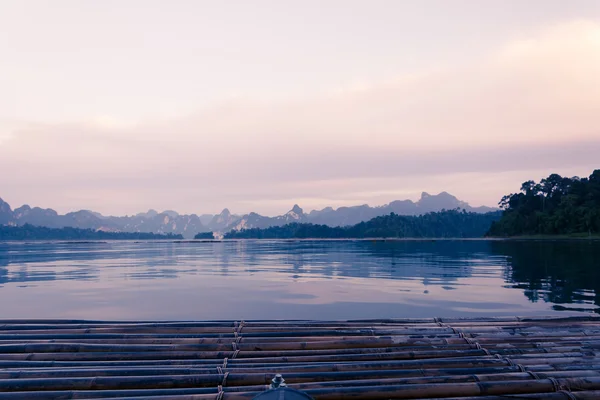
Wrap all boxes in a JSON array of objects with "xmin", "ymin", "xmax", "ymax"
[{"xmin": 0, "ymin": 317, "xmax": 600, "ymax": 399}]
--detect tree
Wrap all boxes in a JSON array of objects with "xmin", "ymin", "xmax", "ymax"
[{"xmin": 487, "ymin": 169, "xmax": 600, "ymax": 237}]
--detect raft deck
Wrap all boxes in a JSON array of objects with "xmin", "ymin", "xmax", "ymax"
[{"xmin": 0, "ymin": 317, "xmax": 600, "ymax": 399}]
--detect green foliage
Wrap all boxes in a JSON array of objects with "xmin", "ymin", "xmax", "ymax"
[
  {"xmin": 0, "ymin": 224, "xmax": 183, "ymax": 240},
  {"xmin": 193, "ymin": 232, "xmax": 215, "ymax": 239},
  {"xmin": 225, "ymin": 209, "xmax": 502, "ymax": 239},
  {"xmin": 488, "ymin": 169, "xmax": 600, "ymax": 237}
]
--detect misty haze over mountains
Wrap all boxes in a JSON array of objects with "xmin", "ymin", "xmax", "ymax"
[{"xmin": 0, "ymin": 192, "xmax": 496, "ymax": 239}]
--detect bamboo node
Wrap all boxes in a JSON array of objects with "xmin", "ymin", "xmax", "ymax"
[
  {"xmin": 559, "ymin": 390, "xmax": 578, "ymax": 400},
  {"xmin": 527, "ymin": 371, "xmax": 541, "ymax": 380},
  {"xmin": 222, "ymin": 371, "xmax": 229, "ymax": 387},
  {"xmin": 548, "ymin": 377, "xmax": 562, "ymax": 392},
  {"xmin": 495, "ymin": 354, "xmax": 515, "ymax": 366},
  {"xmin": 234, "ymin": 320, "xmax": 245, "ymax": 335},
  {"xmin": 475, "ymin": 343, "xmax": 491, "ymax": 356}
]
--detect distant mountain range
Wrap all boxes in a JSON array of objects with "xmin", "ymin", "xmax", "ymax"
[
  {"xmin": 221, "ymin": 192, "xmax": 496, "ymax": 232},
  {"xmin": 223, "ymin": 209, "xmax": 503, "ymax": 239},
  {"xmin": 0, "ymin": 200, "xmax": 206, "ymax": 239},
  {"xmin": 0, "ymin": 192, "xmax": 496, "ymax": 239}
]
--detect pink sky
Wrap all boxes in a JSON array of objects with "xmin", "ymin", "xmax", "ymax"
[{"xmin": 1, "ymin": 2, "xmax": 599, "ymax": 216}]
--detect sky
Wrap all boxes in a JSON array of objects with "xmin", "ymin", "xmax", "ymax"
[{"xmin": 1, "ymin": 0, "xmax": 599, "ymax": 216}]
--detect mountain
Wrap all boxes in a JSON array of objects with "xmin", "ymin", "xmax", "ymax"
[
  {"xmin": 0, "ymin": 191, "xmax": 495, "ymax": 237},
  {"xmin": 115, "ymin": 212, "xmax": 205, "ymax": 238},
  {"xmin": 225, "ymin": 209, "xmax": 503, "ymax": 239},
  {"xmin": 223, "ymin": 193, "xmax": 495, "ymax": 232},
  {"xmin": 225, "ymin": 205, "xmax": 308, "ymax": 232},
  {"xmin": 12, "ymin": 205, "xmax": 121, "ymax": 231},
  {"xmin": 307, "ymin": 204, "xmax": 373, "ymax": 227},
  {"xmin": 207, "ymin": 209, "xmax": 240, "ymax": 231},
  {"xmin": 0, "ymin": 198, "xmax": 13, "ymax": 225},
  {"xmin": 284, "ymin": 204, "xmax": 305, "ymax": 222},
  {"xmin": 136, "ymin": 209, "xmax": 159, "ymax": 219},
  {"xmin": 223, "ymin": 192, "xmax": 496, "ymax": 232},
  {"xmin": 308, "ymin": 206, "xmax": 333, "ymax": 219},
  {"xmin": 226, "ymin": 212, "xmax": 272, "ymax": 231},
  {"xmin": 13, "ymin": 205, "xmax": 61, "ymax": 227},
  {"xmin": 162, "ymin": 210, "xmax": 179, "ymax": 218},
  {"xmin": 306, "ymin": 192, "xmax": 496, "ymax": 227},
  {"xmin": 0, "ymin": 199, "xmax": 208, "ymax": 239},
  {"xmin": 199, "ymin": 214, "xmax": 214, "ymax": 226}
]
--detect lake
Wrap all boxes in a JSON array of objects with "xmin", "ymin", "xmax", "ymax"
[{"xmin": 0, "ymin": 240, "xmax": 598, "ymax": 320}]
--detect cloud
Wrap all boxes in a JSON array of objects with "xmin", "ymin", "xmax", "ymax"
[{"xmin": 1, "ymin": 20, "xmax": 599, "ymax": 215}]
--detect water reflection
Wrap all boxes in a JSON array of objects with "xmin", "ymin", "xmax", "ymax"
[
  {"xmin": 0, "ymin": 240, "xmax": 495, "ymax": 284},
  {"xmin": 491, "ymin": 241, "xmax": 600, "ymax": 313},
  {"xmin": 0, "ymin": 240, "xmax": 598, "ymax": 319}
]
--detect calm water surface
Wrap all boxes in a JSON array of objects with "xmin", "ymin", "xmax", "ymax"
[{"xmin": 0, "ymin": 240, "xmax": 598, "ymax": 320}]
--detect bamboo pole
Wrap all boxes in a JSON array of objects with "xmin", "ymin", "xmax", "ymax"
[
  {"xmin": 0, "ymin": 366, "xmax": 528, "ymax": 381},
  {"xmin": 0, "ymin": 337, "xmax": 475, "ymax": 354},
  {"xmin": 38, "ymin": 377, "xmax": 600, "ymax": 400},
  {"xmin": 0, "ymin": 367, "xmax": 530, "ymax": 390},
  {"xmin": 0, "ymin": 381, "xmax": 599, "ymax": 400},
  {"xmin": 0, "ymin": 317, "xmax": 599, "ymax": 398},
  {"xmin": 411, "ymin": 391, "xmax": 600, "ymax": 400},
  {"xmin": 0, "ymin": 348, "xmax": 491, "ymax": 370},
  {"xmin": 0, "ymin": 315, "xmax": 596, "ymax": 327},
  {"xmin": 0, "ymin": 357, "xmax": 512, "ymax": 373}
]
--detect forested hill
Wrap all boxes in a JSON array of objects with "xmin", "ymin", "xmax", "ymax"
[
  {"xmin": 487, "ymin": 170, "xmax": 600, "ymax": 237},
  {"xmin": 224, "ymin": 210, "xmax": 502, "ymax": 239},
  {"xmin": 0, "ymin": 224, "xmax": 183, "ymax": 241}
]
